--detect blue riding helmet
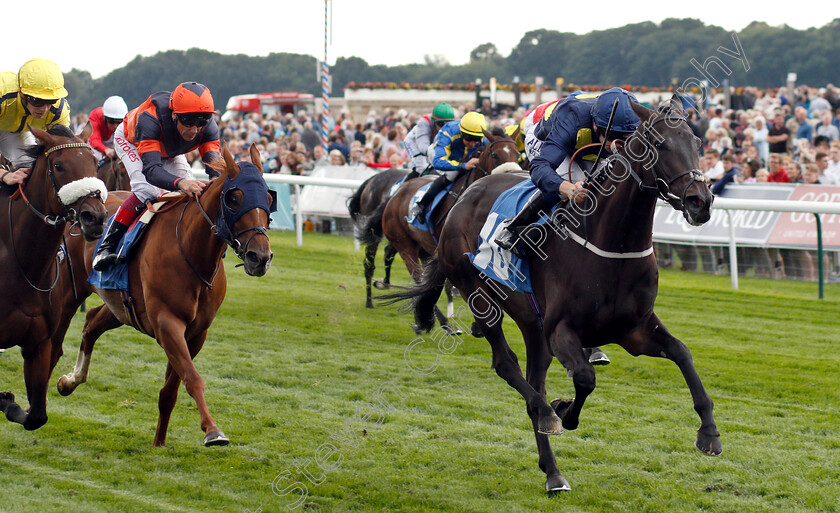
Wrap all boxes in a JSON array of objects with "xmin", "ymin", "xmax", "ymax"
[{"xmin": 591, "ymin": 87, "xmax": 641, "ymax": 135}]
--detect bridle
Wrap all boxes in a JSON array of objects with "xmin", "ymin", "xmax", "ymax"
[
  {"xmin": 177, "ymin": 183, "xmax": 270, "ymax": 289},
  {"xmin": 624, "ymin": 112, "xmax": 706, "ymax": 210}
]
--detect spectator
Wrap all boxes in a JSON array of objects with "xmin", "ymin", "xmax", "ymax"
[
  {"xmin": 711, "ymin": 154, "xmax": 740, "ymax": 194},
  {"xmin": 816, "ymin": 111, "xmax": 840, "ymax": 140},
  {"xmin": 803, "ymin": 163, "xmax": 822, "ymax": 184},
  {"xmin": 703, "ymin": 149, "xmax": 724, "ymax": 181},
  {"xmin": 754, "ymin": 168, "xmax": 770, "ymax": 183},
  {"xmin": 328, "ymin": 149, "xmax": 347, "ymax": 166},
  {"xmin": 814, "ymin": 152, "xmax": 835, "ymax": 184},
  {"xmin": 752, "ymin": 116, "xmax": 770, "ymax": 162},
  {"xmin": 767, "ymin": 111, "xmax": 790, "ymax": 155},
  {"xmin": 794, "ymin": 106, "xmax": 813, "ymax": 143},
  {"xmin": 767, "ymin": 153, "xmax": 790, "ymax": 182}
]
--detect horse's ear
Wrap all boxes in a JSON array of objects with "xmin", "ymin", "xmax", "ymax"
[
  {"xmin": 249, "ymin": 143, "xmax": 264, "ymax": 174},
  {"xmin": 510, "ymin": 126, "xmax": 521, "ymax": 141},
  {"xmin": 28, "ymin": 125, "xmax": 55, "ymax": 147},
  {"xmin": 222, "ymin": 140, "xmax": 240, "ymax": 179},
  {"xmin": 630, "ymin": 101, "xmax": 653, "ymax": 123},
  {"xmin": 78, "ymin": 122, "xmax": 93, "ymax": 143},
  {"xmin": 482, "ymin": 129, "xmax": 494, "ymax": 141},
  {"xmin": 669, "ymin": 94, "xmax": 685, "ymax": 116}
]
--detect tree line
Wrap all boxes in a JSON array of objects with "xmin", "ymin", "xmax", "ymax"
[{"xmin": 64, "ymin": 17, "xmax": 840, "ymax": 114}]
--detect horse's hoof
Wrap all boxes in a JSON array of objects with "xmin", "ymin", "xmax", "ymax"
[
  {"xmin": 204, "ymin": 430, "xmax": 230, "ymax": 447},
  {"xmin": 588, "ymin": 348, "xmax": 610, "ymax": 365},
  {"xmin": 365, "ymin": 302, "xmax": 374, "ymax": 309},
  {"xmin": 695, "ymin": 431, "xmax": 722, "ymax": 456},
  {"xmin": 441, "ymin": 325, "xmax": 463, "ymax": 336},
  {"xmin": 470, "ymin": 322, "xmax": 484, "ymax": 338},
  {"xmin": 545, "ymin": 474, "xmax": 571, "ymax": 493},
  {"xmin": 57, "ymin": 375, "xmax": 75, "ymax": 396},
  {"xmin": 0, "ymin": 391, "xmax": 14, "ymax": 411},
  {"xmin": 373, "ymin": 280, "xmax": 390, "ymax": 290},
  {"xmin": 537, "ymin": 413, "xmax": 564, "ymax": 435},
  {"xmin": 550, "ymin": 398, "xmax": 579, "ymax": 431}
]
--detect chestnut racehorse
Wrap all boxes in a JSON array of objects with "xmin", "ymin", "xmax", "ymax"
[
  {"xmin": 54, "ymin": 144, "xmax": 274, "ymax": 447},
  {"xmin": 96, "ymin": 155, "xmax": 130, "ymax": 191},
  {"xmin": 386, "ymin": 97, "xmax": 721, "ymax": 491},
  {"xmin": 0, "ymin": 125, "xmax": 109, "ymax": 431}
]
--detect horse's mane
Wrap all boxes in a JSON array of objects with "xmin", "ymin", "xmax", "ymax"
[{"xmin": 23, "ymin": 125, "xmax": 77, "ymax": 160}]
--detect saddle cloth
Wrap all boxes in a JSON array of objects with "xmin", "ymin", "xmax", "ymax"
[
  {"xmin": 87, "ymin": 192, "xmax": 181, "ymax": 291},
  {"xmin": 467, "ymin": 180, "xmax": 556, "ymax": 294},
  {"xmin": 405, "ymin": 181, "xmax": 454, "ymax": 233}
]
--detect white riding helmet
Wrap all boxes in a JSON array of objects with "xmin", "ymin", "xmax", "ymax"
[{"xmin": 102, "ymin": 95, "xmax": 128, "ymax": 119}]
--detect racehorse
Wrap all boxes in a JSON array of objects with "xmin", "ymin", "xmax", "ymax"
[
  {"xmin": 346, "ymin": 168, "xmax": 407, "ymax": 308},
  {"xmin": 0, "ymin": 124, "xmax": 109, "ymax": 431},
  {"xmin": 96, "ymin": 155, "xmax": 130, "ymax": 191},
  {"xmin": 53, "ymin": 143, "xmax": 274, "ymax": 447},
  {"xmin": 377, "ymin": 130, "xmax": 522, "ymax": 331},
  {"xmin": 387, "ymin": 96, "xmax": 720, "ymax": 491}
]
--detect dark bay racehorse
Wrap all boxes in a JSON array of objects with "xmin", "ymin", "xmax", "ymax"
[
  {"xmin": 347, "ymin": 168, "xmax": 407, "ymax": 308},
  {"xmin": 0, "ymin": 125, "xmax": 109, "ymax": 430},
  {"xmin": 379, "ymin": 130, "xmax": 522, "ymax": 330},
  {"xmin": 96, "ymin": 155, "xmax": 130, "ymax": 191},
  {"xmin": 390, "ymin": 97, "xmax": 720, "ymax": 491},
  {"xmin": 53, "ymin": 144, "xmax": 273, "ymax": 447}
]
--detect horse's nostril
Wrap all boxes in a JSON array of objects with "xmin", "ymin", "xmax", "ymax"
[{"xmin": 79, "ymin": 211, "xmax": 95, "ymax": 224}]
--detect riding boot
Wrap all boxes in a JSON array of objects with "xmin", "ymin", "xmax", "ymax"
[
  {"xmin": 92, "ymin": 217, "xmax": 130, "ymax": 271},
  {"xmin": 411, "ymin": 175, "xmax": 450, "ymax": 224},
  {"xmin": 494, "ymin": 190, "xmax": 555, "ymax": 257}
]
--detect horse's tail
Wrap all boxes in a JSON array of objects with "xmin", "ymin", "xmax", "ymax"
[
  {"xmin": 347, "ymin": 174, "xmax": 377, "ymax": 225},
  {"xmin": 379, "ymin": 257, "xmax": 446, "ymax": 333},
  {"xmin": 356, "ymin": 200, "xmax": 387, "ymax": 246}
]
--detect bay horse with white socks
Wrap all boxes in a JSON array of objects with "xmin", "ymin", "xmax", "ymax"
[
  {"xmin": 0, "ymin": 125, "xmax": 109, "ymax": 431},
  {"xmin": 53, "ymin": 144, "xmax": 273, "ymax": 447},
  {"xmin": 388, "ymin": 97, "xmax": 721, "ymax": 492}
]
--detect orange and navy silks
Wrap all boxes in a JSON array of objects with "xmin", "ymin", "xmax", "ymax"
[
  {"xmin": 0, "ymin": 71, "xmax": 70, "ymax": 133},
  {"xmin": 429, "ymin": 119, "xmax": 486, "ymax": 172},
  {"xmin": 122, "ymin": 91, "xmax": 221, "ymax": 190}
]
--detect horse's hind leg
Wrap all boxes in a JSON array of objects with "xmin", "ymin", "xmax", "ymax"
[
  {"xmin": 58, "ymin": 304, "xmax": 122, "ymax": 396},
  {"xmin": 382, "ymin": 243, "xmax": 397, "ymax": 287},
  {"xmin": 629, "ymin": 313, "xmax": 721, "ymax": 456},
  {"xmin": 363, "ymin": 241, "xmax": 379, "ymax": 308},
  {"xmin": 154, "ymin": 363, "xmax": 181, "ymax": 447},
  {"xmin": 0, "ymin": 339, "xmax": 52, "ymax": 430}
]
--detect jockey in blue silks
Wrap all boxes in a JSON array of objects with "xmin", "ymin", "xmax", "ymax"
[
  {"xmin": 494, "ymin": 87, "xmax": 641, "ymax": 256},
  {"xmin": 410, "ymin": 111, "xmax": 487, "ymax": 224}
]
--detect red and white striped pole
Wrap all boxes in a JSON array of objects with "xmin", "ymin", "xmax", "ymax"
[{"xmin": 321, "ymin": 0, "xmax": 330, "ymax": 152}]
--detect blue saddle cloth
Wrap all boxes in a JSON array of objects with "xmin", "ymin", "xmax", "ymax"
[
  {"xmin": 87, "ymin": 215, "xmax": 151, "ymax": 292},
  {"xmin": 467, "ymin": 180, "xmax": 552, "ymax": 294},
  {"xmin": 405, "ymin": 181, "xmax": 454, "ymax": 233}
]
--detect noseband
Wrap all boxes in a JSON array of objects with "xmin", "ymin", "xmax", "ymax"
[{"xmin": 20, "ymin": 142, "xmax": 108, "ymax": 227}]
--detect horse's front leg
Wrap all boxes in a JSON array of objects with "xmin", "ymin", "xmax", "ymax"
[
  {"xmin": 57, "ymin": 305, "xmax": 122, "ymax": 396},
  {"xmin": 0, "ymin": 339, "xmax": 52, "ymax": 430},
  {"xmin": 382, "ymin": 243, "xmax": 397, "ymax": 287},
  {"xmin": 628, "ymin": 313, "xmax": 721, "ymax": 456},
  {"xmin": 155, "ymin": 314, "xmax": 227, "ymax": 447},
  {"xmin": 363, "ymin": 240, "xmax": 380, "ymax": 308},
  {"xmin": 547, "ymin": 321, "xmax": 595, "ymax": 431}
]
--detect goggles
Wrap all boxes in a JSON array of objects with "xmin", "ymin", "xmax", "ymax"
[
  {"xmin": 176, "ymin": 113, "xmax": 212, "ymax": 127},
  {"xmin": 25, "ymin": 95, "xmax": 54, "ymax": 108}
]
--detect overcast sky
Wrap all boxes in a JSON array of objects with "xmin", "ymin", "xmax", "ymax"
[{"xmin": 2, "ymin": 1, "xmax": 830, "ymax": 79}]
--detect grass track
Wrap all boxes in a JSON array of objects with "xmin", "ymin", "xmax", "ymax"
[{"xmin": 1, "ymin": 231, "xmax": 838, "ymax": 512}]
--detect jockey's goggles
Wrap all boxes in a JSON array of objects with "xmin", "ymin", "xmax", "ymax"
[
  {"xmin": 24, "ymin": 95, "xmax": 55, "ymax": 107},
  {"xmin": 461, "ymin": 133, "xmax": 483, "ymax": 143},
  {"xmin": 105, "ymin": 117, "xmax": 122, "ymax": 125},
  {"xmin": 176, "ymin": 113, "xmax": 212, "ymax": 127}
]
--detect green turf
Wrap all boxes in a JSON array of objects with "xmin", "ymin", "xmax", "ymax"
[{"xmin": 1, "ymin": 231, "xmax": 838, "ymax": 513}]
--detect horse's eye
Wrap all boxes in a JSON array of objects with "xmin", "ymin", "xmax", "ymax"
[
  {"xmin": 53, "ymin": 162, "xmax": 63, "ymax": 172},
  {"xmin": 654, "ymin": 141, "xmax": 665, "ymax": 151},
  {"xmin": 226, "ymin": 190, "xmax": 243, "ymax": 210}
]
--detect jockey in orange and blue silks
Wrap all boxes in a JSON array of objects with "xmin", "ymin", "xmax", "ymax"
[
  {"xmin": 409, "ymin": 111, "xmax": 487, "ymax": 224},
  {"xmin": 92, "ymin": 82, "xmax": 221, "ymax": 271},
  {"xmin": 494, "ymin": 87, "xmax": 641, "ymax": 256}
]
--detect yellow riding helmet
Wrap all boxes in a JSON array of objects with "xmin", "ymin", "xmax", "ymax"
[
  {"xmin": 18, "ymin": 58, "xmax": 68, "ymax": 100},
  {"xmin": 460, "ymin": 112, "xmax": 486, "ymax": 138}
]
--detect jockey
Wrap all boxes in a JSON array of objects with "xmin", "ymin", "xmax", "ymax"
[
  {"xmin": 0, "ymin": 58, "xmax": 70, "ymax": 186},
  {"xmin": 410, "ymin": 111, "xmax": 487, "ymax": 224},
  {"xmin": 92, "ymin": 82, "xmax": 221, "ymax": 270},
  {"xmin": 494, "ymin": 87, "xmax": 641, "ymax": 256},
  {"xmin": 88, "ymin": 96, "xmax": 129, "ymax": 160},
  {"xmin": 403, "ymin": 102, "xmax": 456, "ymax": 179}
]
